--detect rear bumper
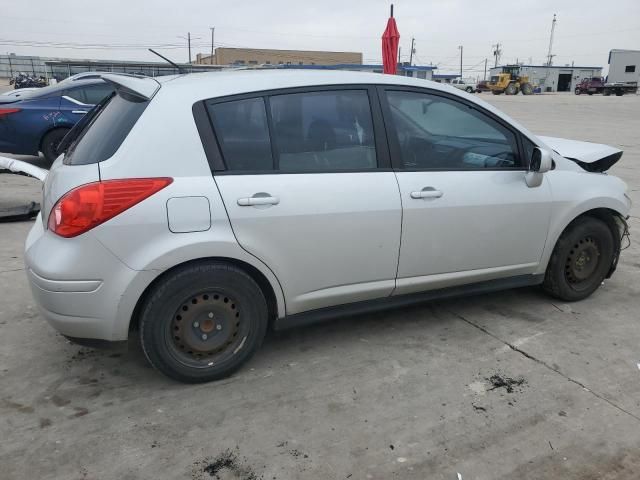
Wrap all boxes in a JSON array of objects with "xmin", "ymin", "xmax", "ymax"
[{"xmin": 24, "ymin": 216, "xmax": 158, "ymax": 341}]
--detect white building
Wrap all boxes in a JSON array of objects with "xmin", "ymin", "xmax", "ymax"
[
  {"xmin": 607, "ymin": 49, "xmax": 640, "ymax": 84},
  {"xmin": 489, "ymin": 64, "xmax": 603, "ymax": 92}
]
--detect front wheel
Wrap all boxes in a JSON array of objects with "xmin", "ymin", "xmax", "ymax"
[
  {"xmin": 574, "ymin": 88, "xmax": 581, "ymax": 95},
  {"xmin": 140, "ymin": 262, "xmax": 268, "ymax": 383},
  {"xmin": 465, "ymin": 86, "xmax": 474, "ymax": 93},
  {"xmin": 543, "ymin": 217, "xmax": 615, "ymax": 301}
]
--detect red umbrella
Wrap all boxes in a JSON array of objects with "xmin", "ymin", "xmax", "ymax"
[{"xmin": 382, "ymin": 5, "xmax": 400, "ymax": 75}]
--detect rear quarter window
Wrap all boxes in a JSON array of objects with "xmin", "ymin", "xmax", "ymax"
[{"xmin": 64, "ymin": 91, "xmax": 148, "ymax": 165}]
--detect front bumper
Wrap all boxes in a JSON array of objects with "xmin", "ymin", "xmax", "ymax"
[{"xmin": 24, "ymin": 215, "xmax": 156, "ymax": 341}]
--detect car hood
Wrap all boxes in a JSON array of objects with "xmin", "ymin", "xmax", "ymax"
[{"xmin": 539, "ymin": 136, "xmax": 622, "ymax": 172}]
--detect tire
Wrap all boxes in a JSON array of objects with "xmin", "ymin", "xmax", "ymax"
[
  {"xmin": 505, "ymin": 83, "xmax": 517, "ymax": 95},
  {"xmin": 492, "ymin": 90, "xmax": 503, "ymax": 95},
  {"xmin": 543, "ymin": 217, "xmax": 615, "ymax": 302},
  {"xmin": 41, "ymin": 128, "xmax": 69, "ymax": 164},
  {"xmin": 465, "ymin": 86, "xmax": 474, "ymax": 93},
  {"xmin": 521, "ymin": 83, "xmax": 533, "ymax": 95},
  {"xmin": 603, "ymin": 89, "xmax": 611, "ymax": 96},
  {"xmin": 574, "ymin": 88, "xmax": 581, "ymax": 95},
  {"xmin": 140, "ymin": 262, "xmax": 268, "ymax": 383},
  {"xmin": 615, "ymin": 91, "xmax": 623, "ymax": 96}
]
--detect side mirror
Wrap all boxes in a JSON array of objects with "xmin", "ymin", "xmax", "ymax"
[
  {"xmin": 525, "ymin": 147, "xmax": 552, "ymax": 188},
  {"xmin": 530, "ymin": 147, "xmax": 552, "ymax": 173}
]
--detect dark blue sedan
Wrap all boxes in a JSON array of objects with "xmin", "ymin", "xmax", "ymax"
[{"xmin": 0, "ymin": 79, "xmax": 114, "ymax": 163}]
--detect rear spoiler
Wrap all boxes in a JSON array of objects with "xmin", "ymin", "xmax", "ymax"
[{"xmin": 100, "ymin": 74, "xmax": 161, "ymax": 101}]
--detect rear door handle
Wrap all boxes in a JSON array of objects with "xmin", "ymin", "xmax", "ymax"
[
  {"xmin": 410, "ymin": 187, "xmax": 443, "ymax": 199},
  {"xmin": 237, "ymin": 195, "xmax": 280, "ymax": 206}
]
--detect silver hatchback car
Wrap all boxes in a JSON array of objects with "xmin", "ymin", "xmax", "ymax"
[{"xmin": 25, "ymin": 71, "xmax": 630, "ymax": 382}]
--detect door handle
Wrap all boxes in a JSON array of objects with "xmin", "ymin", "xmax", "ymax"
[
  {"xmin": 72, "ymin": 110, "xmax": 88, "ymax": 114},
  {"xmin": 410, "ymin": 187, "xmax": 443, "ymax": 199},
  {"xmin": 237, "ymin": 195, "xmax": 280, "ymax": 206}
]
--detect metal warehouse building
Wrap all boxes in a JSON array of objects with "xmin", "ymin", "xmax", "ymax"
[
  {"xmin": 489, "ymin": 64, "xmax": 603, "ymax": 92},
  {"xmin": 607, "ymin": 49, "xmax": 640, "ymax": 84}
]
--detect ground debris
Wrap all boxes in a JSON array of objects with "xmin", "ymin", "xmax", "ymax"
[
  {"xmin": 192, "ymin": 450, "xmax": 261, "ymax": 480},
  {"xmin": 486, "ymin": 374, "xmax": 526, "ymax": 393}
]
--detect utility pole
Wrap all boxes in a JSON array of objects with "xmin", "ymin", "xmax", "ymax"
[
  {"xmin": 188, "ymin": 32, "xmax": 192, "ymax": 64},
  {"xmin": 210, "ymin": 27, "xmax": 215, "ymax": 64},
  {"xmin": 409, "ymin": 38, "xmax": 415, "ymax": 66},
  {"xmin": 458, "ymin": 45, "xmax": 463, "ymax": 79},
  {"xmin": 484, "ymin": 58, "xmax": 487, "ymax": 80},
  {"xmin": 546, "ymin": 14, "xmax": 557, "ymax": 66},
  {"xmin": 492, "ymin": 42, "xmax": 502, "ymax": 68}
]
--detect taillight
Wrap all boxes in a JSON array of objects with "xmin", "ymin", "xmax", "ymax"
[
  {"xmin": 0, "ymin": 108, "xmax": 21, "ymax": 116},
  {"xmin": 48, "ymin": 178, "xmax": 173, "ymax": 238}
]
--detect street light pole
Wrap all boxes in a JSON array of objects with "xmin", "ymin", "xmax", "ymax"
[
  {"xmin": 210, "ymin": 27, "xmax": 215, "ymax": 65},
  {"xmin": 458, "ymin": 45, "xmax": 463, "ymax": 79},
  {"xmin": 409, "ymin": 38, "xmax": 415, "ymax": 66}
]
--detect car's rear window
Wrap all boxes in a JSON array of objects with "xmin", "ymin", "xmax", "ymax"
[{"xmin": 64, "ymin": 91, "xmax": 148, "ymax": 165}]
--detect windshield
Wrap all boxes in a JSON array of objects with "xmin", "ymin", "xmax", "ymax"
[{"xmin": 63, "ymin": 90, "xmax": 149, "ymax": 165}]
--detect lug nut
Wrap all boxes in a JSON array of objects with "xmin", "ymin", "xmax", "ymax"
[
  {"xmin": 208, "ymin": 312, "xmax": 214, "ymax": 318},
  {"xmin": 193, "ymin": 321, "xmax": 200, "ymax": 328},
  {"xmin": 216, "ymin": 325, "xmax": 222, "ymax": 331},
  {"xmin": 202, "ymin": 333, "xmax": 208, "ymax": 340}
]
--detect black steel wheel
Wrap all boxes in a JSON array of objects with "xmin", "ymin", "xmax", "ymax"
[
  {"xmin": 543, "ymin": 217, "xmax": 615, "ymax": 301},
  {"xmin": 41, "ymin": 128, "xmax": 69, "ymax": 164},
  {"xmin": 140, "ymin": 262, "xmax": 268, "ymax": 383}
]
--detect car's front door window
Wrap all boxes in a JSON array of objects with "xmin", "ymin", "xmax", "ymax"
[{"xmin": 386, "ymin": 90, "xmax": 520, "ymax": 170}]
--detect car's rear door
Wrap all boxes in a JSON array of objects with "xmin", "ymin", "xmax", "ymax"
[
  {"xmin": 60, "ymin": 83, "xmax": 114, "ymax": 122},
  {"xmin": 202, "ymin": 86, "xmax": 402, "ymax": 315},
  {"xmin": 379, "ymin": 87, "xmax": 551, "ymax": 295}
]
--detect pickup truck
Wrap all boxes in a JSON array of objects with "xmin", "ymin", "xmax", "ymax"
[
  {"xmin": 575, "ymin": 77, "xmax": 638, "ymax": 96},
  {"xmin": 450, "ymin": 79, "xmax": 475, "ymax": 93}
]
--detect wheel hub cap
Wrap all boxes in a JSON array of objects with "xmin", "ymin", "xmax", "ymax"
[
  {"xmin": 170, "ymin": 293, "xmax": 241, "ymax": 360},
  {"xmin": 565, "ymin": 237, "xmax": 600, "ymax": 284}
]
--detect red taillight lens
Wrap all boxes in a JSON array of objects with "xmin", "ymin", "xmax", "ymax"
[
  {"xmin": 48, "ymin": 178, "xmax": 173, "ymax": 238},
  {"xmin": 0, "ymin": 108, "xmax": 21, "ymax": 116}
]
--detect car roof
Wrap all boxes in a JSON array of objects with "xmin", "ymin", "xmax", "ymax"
[{"xmin": 157, "ymin": 69, "xmax": 456, "ymax": 95}]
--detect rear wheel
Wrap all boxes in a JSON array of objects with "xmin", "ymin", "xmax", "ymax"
[
  {"xmin": 521, "ymin": 83, "xmax": 533, "ymax": 95},
  {"xmin": 543, "ymin": 217, "xmax": 615, "ymax": 301},
  {"xmin": 574, "ymin": 87, "xmax": 581, "ymax": 95},
  {"xmin": 140, "ymin": 262, "xmax": 268, "ymax": 383},
  {"xmin": 41, "ymin": 128, "xmax": 69, "ymax": 164},
  {"xmin": 465, "ymin": 86, "xmax": 474, "ymax": 93},
  {"xmin": 603, "ymin": 89, "xmax": 611, "ymax": 96},
  {"xmin": 491, "ymin": 90, "xmax": 503, "ymax": 95}
]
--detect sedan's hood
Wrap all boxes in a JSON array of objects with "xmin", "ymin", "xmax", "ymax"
[{"xmin": 539, "ymin": 136, "xmax": 622, "ymax": 172}]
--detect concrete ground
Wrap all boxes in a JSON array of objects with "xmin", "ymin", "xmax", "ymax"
[{"xmin": 1, "ymin": 92, "xmax": 639, "ymax": 480}]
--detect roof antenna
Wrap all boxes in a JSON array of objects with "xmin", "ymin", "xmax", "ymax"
[{"xmin": 148, "ymin": 48, "xmax": 186, "ymax": 73}]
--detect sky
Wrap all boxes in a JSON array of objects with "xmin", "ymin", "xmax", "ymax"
[{"xmin": 1, "ymin": 0, "xmax": 639, "ymax": 77}]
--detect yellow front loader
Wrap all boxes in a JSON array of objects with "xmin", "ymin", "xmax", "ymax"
[{"xmin": 488, "ymin": 65, "xmax": 534, "ymax": 95}]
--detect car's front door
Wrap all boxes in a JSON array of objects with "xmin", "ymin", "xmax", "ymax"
[
  {"xmin": 380, "ymin": 88, "xmax": 552, "ymax": 295},
  {"xmin": 207, "ymin": 87, "xmax": 402, "ymax": 314}
]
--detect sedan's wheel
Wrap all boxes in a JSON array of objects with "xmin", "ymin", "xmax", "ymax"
[
  {"xmin": 574, "ymin": 88, "xmax": 581, "ymax": 95},
  {"xmin": 543, "ymin": 217, "xmax": 614, "ymax": 301},
  {"xmin": 140, "ymin": 262, "xmax": 268, "ymax": 383},
  {"xmin": 465, "ymin": 86, "xmax": 474, "ymax": 93},
  {"xmin": 41, "ymin": 128, "xmax": 69, "ymax": 164}
]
